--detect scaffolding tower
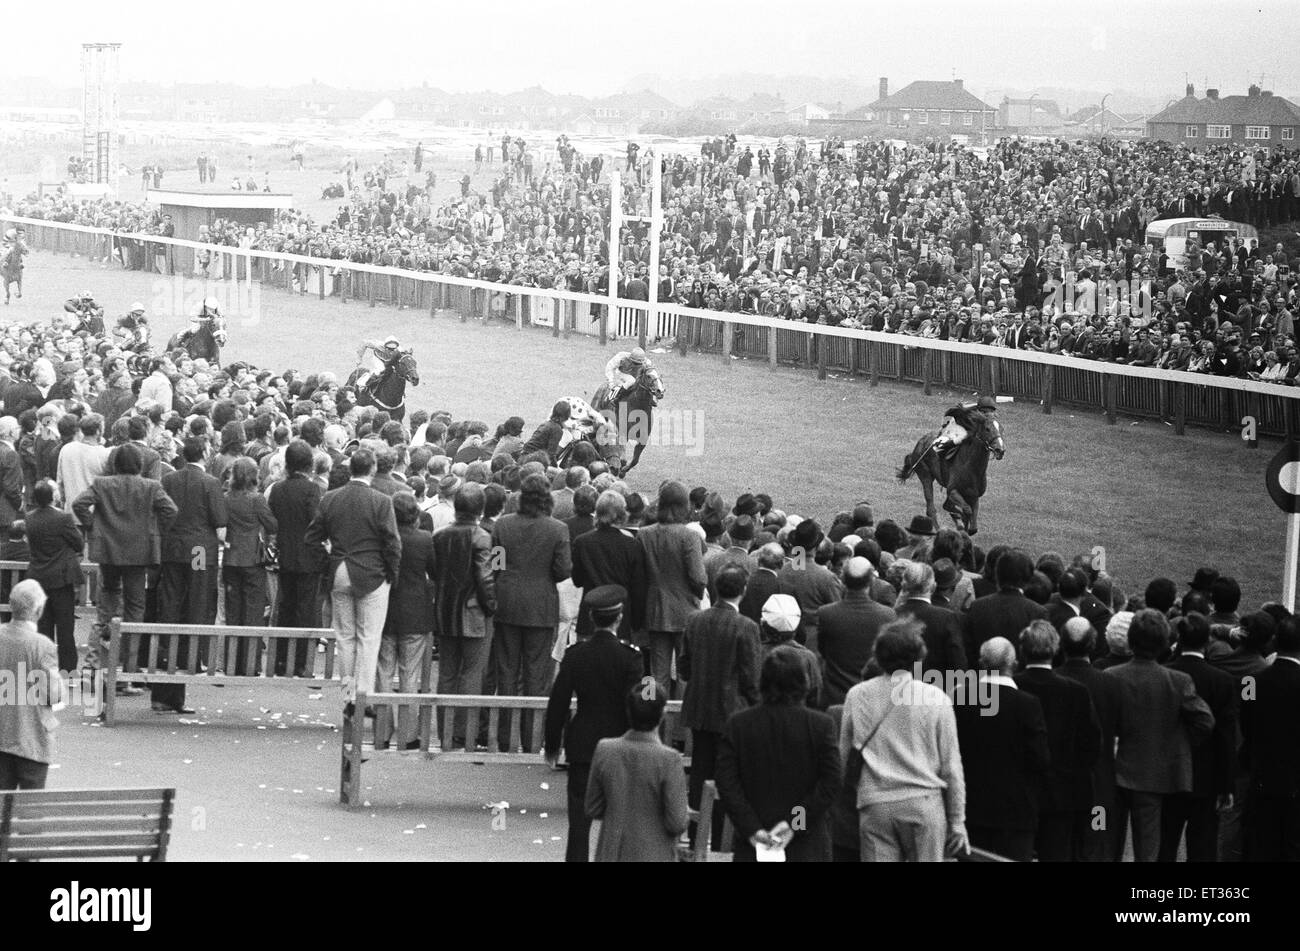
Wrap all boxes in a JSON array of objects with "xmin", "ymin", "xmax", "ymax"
[{"xmin": 81, "ymin": 43, "xmax": 122, "ymax": 188}]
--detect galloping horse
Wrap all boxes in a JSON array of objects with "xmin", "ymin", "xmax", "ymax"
[
  {"xmin": 591, "ymin": 364, "xmax": 664, "ymax": 475},
  {"xmin": 346, "ymin": 350, "xmax": 420, "ymax": 422},
  {"xmin": 167, "ymin": 318, "xmax": 224, "ymax": 363},
  {"xmin": 897, "ymin": 414, "xmax": 1005, "ymax": 535},
  {"xmin": 2, "ymin": 244, "xmax": 24, "ymax": 304}
]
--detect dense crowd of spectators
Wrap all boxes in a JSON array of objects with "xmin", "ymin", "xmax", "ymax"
[
  {"xmin": 9, "ymin": 136, "xmax": 1300, "ymax": 382},
  {"xmin": 0, "ymin": 290, "xmax": 1294, "ymax": 866}
]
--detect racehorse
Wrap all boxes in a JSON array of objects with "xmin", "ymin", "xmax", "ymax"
[
  {"xmin": 2, "ymin": 246, "xmax": 23, "ymax": 304},
  {"xmin": 556, "ymin": 396, "xmax": 625, "ymax": 474},
  {"xmin": 591, "ymin": 364, "xmax": 664, "ymax": 475},
  {"xmin": 167, "ymin": 319, "xmax": 224, "ymax": 363},
  {"xmin": 897, "ymin": 414, "xmax": 1005, "ymax": 535},
  {"xmin": 345, "ymin": 350, "xmax": 420, "ymax": 422}
]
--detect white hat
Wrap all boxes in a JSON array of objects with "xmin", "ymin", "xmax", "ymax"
[{"xmin": 761, "ymin": 594, "xmax": 802, "ymax": 634}]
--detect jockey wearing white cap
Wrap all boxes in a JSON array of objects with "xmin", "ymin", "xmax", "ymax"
[
  {"xmin": 355, "ymin": 334, "xmax": 406, "ymax": 388},
  {"xmin": 604, "ymin": 346, "xmax": 652, "ymax": 400},
  {"xmin": 191, "ymin": 296, "xmax": 228, "ymax": 345}
]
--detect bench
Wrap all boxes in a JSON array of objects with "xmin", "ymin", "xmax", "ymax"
[
  {"xmin": 0, "ymin": 787, "xmax": 175, "ymax": 861},
  {"xmin": 104, "ymin": 619, "xmax": 338, "ymax": 725},
  {"xmin": 340, "ymin": 691, "xmax": 687, "ymax": 807},
  {"xmin": 685, "ymin": 779, "xmax": 734, "ymax": 862}
]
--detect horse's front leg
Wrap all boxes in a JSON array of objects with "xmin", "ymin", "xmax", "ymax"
[
  {"xmin": 967, "ymin": 496, "xmax": 979, "ymax": 536},
  {"xmin": 919, "ymin": 471, "xmax": 937, "ymax": 525},
  {"xmin": 623, "ymin": 441, "xmax": 646, "ymax": 474},
  {"xmin": 944, "ymin": 488, "xmax": 970, "ymax": 533}
]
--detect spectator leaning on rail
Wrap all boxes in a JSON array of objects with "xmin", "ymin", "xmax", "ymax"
[{"xmin": 0, "ymin": 580, "xmax": 64, "ymax": 790}]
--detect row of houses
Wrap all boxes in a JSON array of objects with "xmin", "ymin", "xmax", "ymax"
[{"xmin": 5, "ymin": 75, "xmax": 1299, "ymax": 147}]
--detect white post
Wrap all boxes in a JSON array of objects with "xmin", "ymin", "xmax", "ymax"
[
  {"xmin": 1285, "ymin": 512, "xmax": 1300, "ymax": 612},
  {"xmin": 645, "ymin": 150, "xmax": 663, "ymax": 348},
  {"xmin": 605, "ymin": 170, "xmax": 621, "ymax": 344}
]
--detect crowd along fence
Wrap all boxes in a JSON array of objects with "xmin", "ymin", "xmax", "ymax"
[{"xmin": 7, "ymin": 213, "xmax": 1300, "ymax": 443}]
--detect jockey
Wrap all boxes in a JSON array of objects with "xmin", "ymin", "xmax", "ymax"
[
  {"xmin": 64, "ymin": 290, "xmax": 104, "ymax": 335},
  {"xmin": 355, "ymin": 335, "xmax": 405, "ymax": 388},
  {"xmin": 933, "ymin": 395, "xmax": 998, "ymax": 458},
  {"xmin": 114, "ymin": 302, "xmax": 151, "ymax": 351},
  {"xmin": 604, "ymin": 346, "xmax": 653, "ymax": 399},
  {"xmin": 190, "ymin": 296, "xmax": 228, "ymax": 346}
]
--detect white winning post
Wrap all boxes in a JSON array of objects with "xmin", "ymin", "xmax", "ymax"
[
  {"xmin": 646, "ymin": 149, "xmax": 663, "ymax": 349},
  {"xmin": 605, "ymin": 169, "xmax": 621, "ymax": 345}
]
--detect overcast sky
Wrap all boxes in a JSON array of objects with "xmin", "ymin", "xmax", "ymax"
[{"xmin": 4, "ymin": 1, "xmax": 1296, "ymax": 99}]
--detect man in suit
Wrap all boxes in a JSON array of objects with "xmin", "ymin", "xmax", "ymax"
[
  {"xmin": 777, "ymin": 519, "xmax": 842, "ymax": 649},
  {"xmin": 106, "ymin": 416, "xmax": 162, "ymax": 481},
  {"xmin": 717, "ymin": 647, "xmax": 841, "ymax": 862},
  {"xmin": 1238, "ymin": 615, "xmax": 1300, "ymax": 861},
  {"xmin": 492, "ymin": 473, "xmax": 571, "ymax": 749},
  {"xmin": 0, "ymin": 417, "xmax": 24, "ymax": 531},
  {"xmin": 963, "ymin": 549, "xmax": 1047, "ymax": 661},
  {"xmin": 570, "ymin": 490, "xmax": 644, "ymax": 642},
  {"xmin": 894, "ymin": 562, "xmax": 966, "ymax": 674},
  {"xmin": 72, "ymin": 443, "xmax": 177, "ymax": 703},
  {"xmin": 679, "ymin": 564, "xmax": 761, "ymax": 837},
  {"xmin": 304, "ymin": 447, "xmax": 402, "ymax": 714},
  {"xmin": 544, "ymin": 585, "xmax": 644, "ymax": 862},
  {"xmin": 23, "ymin": 479, "xmax": 85, "ymax": 672},
  {"xmin": 817, "ymin": 557, "xmax": 895, "ymax": 707},
  {"xmin": 737, "ymin": 542, "xmax": 782, "ymax": 627},
  {"xmin": 1016, "ymin": 620, "xmax": 1100, "ymax": 861},
  {"xmin": 154, "ymin": 438, "xmax": 227, "ymax": 714},
  {"xmin": 953, "ymin": 637, "xmax": 1050, "ymax": 861},
  {"xmin": 1047, "ymin": 568, "xmax": 1112, "ymax": 643},
  {"xmin": 267, "ymin": 440, "xmax": 325, "ymax": 675},
  {"xmin": 1058, "ymin": 617, "xmax": 1124, "ymax": 861},
  {"xmin": 431, "ymin": 482, "xmax": 496, "ymax": 749},
  {"xmin": 585, "ymin": 681, "xmax": 689, "ymax": 862},
  {"xmin": 1106, "ymin": 609, "xmax": 1215, "ymax": 862},
  {"xmin": 1161, "ymin": 614, "xmax": 1238, "ymax": 862}
]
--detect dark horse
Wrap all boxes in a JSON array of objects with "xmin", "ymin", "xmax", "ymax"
[
  {"xmin": 591, "ymin": 365, "xmax": 664, "ymax": 475},
  {"xmin": 2, "ymin": 245, "xmax": 24, "ymax": 304},
  {"xmin": 167, "ymin": 319, "xmax": 223, "ymax": 363},
  {"xmin": 897, "ymin": 414, "xmax": 1005, "ymax": 535},
  {"xmin": 346, "ymin": 351, "xmax": 420, "ymax": 422}
]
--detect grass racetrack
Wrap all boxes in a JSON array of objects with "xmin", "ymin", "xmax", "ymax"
[{"xmin": 10, "ymin": 249, "xmax": 1280, "ymax": 609}]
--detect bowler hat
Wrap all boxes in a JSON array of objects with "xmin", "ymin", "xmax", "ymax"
[
  {"xmin": 729, "ymin": 514, "xmax": 756, "ymax": 543},
  {"xmin": 733, "ymin": 492, "xmax": 759, "ymax": 517},
  {"xmin": 1189, "ymin": 567, "xmax": 1219, "ymax": 592},
  {"xmin": 906, "ymin": 515, "xmax": 937, "ymax": 537}
]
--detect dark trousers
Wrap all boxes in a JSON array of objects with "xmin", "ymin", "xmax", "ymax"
[
  {"xmin": 688, "ymin": 729, "xmax": 725, "ymax": 851},
  {"xmin": 97, "ymin": 564, "xmax": 148, "ymax": 674},
  {"xmin": 274, "ymin": 571, "xmax": 320, "ymax": 676},
  {"xmin": 223, "ymin": 565, "xmax": 267, "ymax": 674},
  {"xmin": 1159, "ymin": 792, "xmax": 1219, "ymax": 862},
  {"xmin": 154, "ymin": 560, "xmax": 218, "ymax": 709},
  {"xmin": 37, "ymin": 584, "xmax": 78, "ymax": 672},
  {"xmin": 0, "ymin": 752, "xmax": 48, "ymax": 790},
  {"xmin": 968, "ymin": 824, "xmax": 1036, "ymax": 862},
  {"xmin": 1243, "ymin": 791, "xmax": 1300, "ymax": 861},
  {"xmin": 1119, "ymin": 788, "xmax": 1164, "ymax": 862},
  {"xmin": 1035, "ymin": 810, "xmax": 1082, "ymax": 862},
  {"xmin": 492, "ymin": 623, "xmax": 552, "ymax": 752},
  {"xmin": 566, "ymin": 761, "xmax": 592, "ymax": 862}
]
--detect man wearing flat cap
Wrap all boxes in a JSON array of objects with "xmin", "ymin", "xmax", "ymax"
[{"xmin": 545, "ymin": 584, "xmax": 644, "ymax": 862}]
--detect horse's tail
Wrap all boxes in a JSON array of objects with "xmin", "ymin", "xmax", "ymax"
[{"xmin": 897, "ymin": 449, "xmax": 916, "ymax": 483}]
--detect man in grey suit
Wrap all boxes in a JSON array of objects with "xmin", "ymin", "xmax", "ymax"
[
  {"xmin": 304, "ymin": 448, "xmax": 402, "ymax": 714},
  {"xmin": 72, "ymin": 444, "xmax": 177, "ymax": 693},
  {"xmin": 1105, "ymin": 609, "xmax": 1214, "ymax": 862},
  {"xmin": 816, "ymin": 557, "xmax": 895, "ymax": 707},
  {"xmin": 493, "ymin": 473, "xmax": 571, "ymax": 750},
  {"xmin": 585, "ymin": 682, "xmax": 690, "ymax": 862}
]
